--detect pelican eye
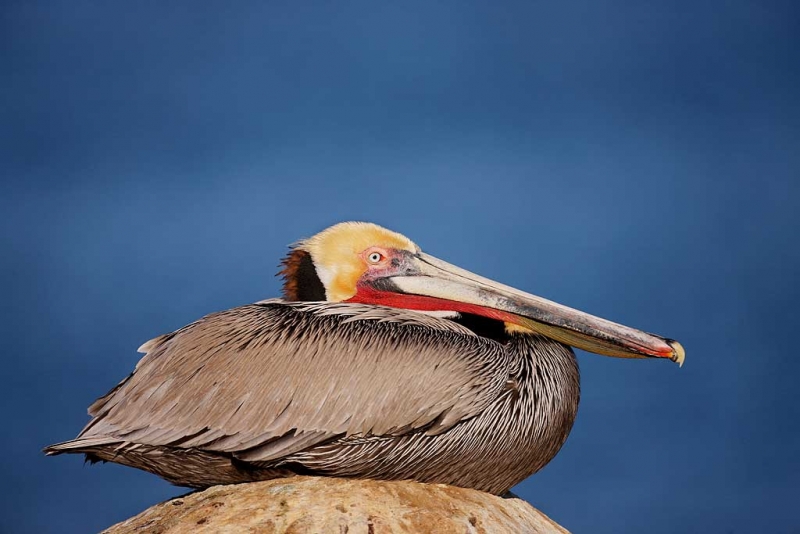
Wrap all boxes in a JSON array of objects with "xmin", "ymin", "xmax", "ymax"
[{"xmin": 367, "ymin": 251, "xmax": 384, "ymax": 264}]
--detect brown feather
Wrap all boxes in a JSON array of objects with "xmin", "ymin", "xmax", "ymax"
[
  {"xmin": 45, "ymin": 301, "xmax": 579, "ymax": 494},
  {"xmin": 279, "ymin": 249, "xmax": 305, "ymax": 300},
  {"xmin": 279, "ymin": 249, "xmax": 326, "ymax": 301}
]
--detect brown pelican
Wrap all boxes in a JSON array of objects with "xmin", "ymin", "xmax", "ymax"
[{"xmin": 45, "ymin": 222, "xmax": 684, "ymax": 495}]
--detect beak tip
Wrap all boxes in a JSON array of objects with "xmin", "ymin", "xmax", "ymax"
[{"xmin": 667, "ymin": 339, "xmax": 685, "ymax": 367}]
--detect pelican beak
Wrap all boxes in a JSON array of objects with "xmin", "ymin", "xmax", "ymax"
[{"xmin": 362, "ymin": 252, "xmax": 684, "ymax": 365}]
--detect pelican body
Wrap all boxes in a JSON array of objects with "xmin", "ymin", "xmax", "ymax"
[{"xmin": 46, "ymin": 222, "xmax": 683, "ymax": 494}]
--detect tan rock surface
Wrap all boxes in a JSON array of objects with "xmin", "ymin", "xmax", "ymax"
[{"xmin": 102, "ymin": 476, "xmax": 569, "ymax": 534}]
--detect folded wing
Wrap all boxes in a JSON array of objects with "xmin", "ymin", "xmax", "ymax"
[{"xmin": 69, "ymin": 301, "xmax": 512, "ymax": 463}]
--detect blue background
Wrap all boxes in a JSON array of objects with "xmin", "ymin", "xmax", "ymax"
[{"xmin": 2, "ymin": 2, "xmax": 798, "ymax": 532}]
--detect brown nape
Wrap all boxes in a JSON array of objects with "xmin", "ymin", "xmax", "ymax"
[{"xmin": 279, "ymin": 249, "xmax": 327, "ymax": 301}]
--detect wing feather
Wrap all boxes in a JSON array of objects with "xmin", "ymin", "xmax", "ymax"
[{"xmin": 77, "ymin": 301, "xmax": 511, "ymax": 462}]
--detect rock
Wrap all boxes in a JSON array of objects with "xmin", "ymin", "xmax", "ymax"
[{"xmin": 102, "ymin": 476, "xmax": 569, "ymax": 533}]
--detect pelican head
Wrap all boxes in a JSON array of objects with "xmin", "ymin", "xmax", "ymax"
[{"xmin": 281, "ymin": 221, "xmax": 684, "ymax": 365}]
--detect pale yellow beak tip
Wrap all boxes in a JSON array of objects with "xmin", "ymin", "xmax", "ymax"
[{"xmin": 668, "ymin": 340, "xmax": 686, "ymax": 367}]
